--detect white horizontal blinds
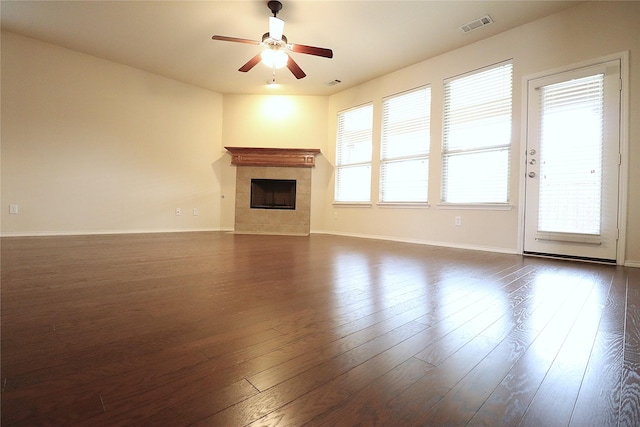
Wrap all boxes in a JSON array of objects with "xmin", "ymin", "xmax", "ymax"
[
  {"xmin": 442, "ymin": 62, "xmax": 512, "ymax": 203},
  {"xmin": 537, "ymin": 74, "xmax": 604, "ymax": 235},
  {"xmin": 380, "ymin": 86, "xmax": 431, "ymax": 203},
  {"xmin": 335, "ymin": 104, "xmax": 373, "ymax": 202}
]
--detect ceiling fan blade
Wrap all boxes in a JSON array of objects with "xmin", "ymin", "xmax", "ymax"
[
  {"xmin": 289, "ymin": 44, "xmax": 333, "ymax": 59},
  {"xmin": 212, "ymin": 35, "xmax": 261, "ymax": 46},
  {"xmin": 239, "ymin": 53, "xmax": 263, "ymax": 73},
  {"xmin": 286, "ymin": 55, "xmax": 306, "ymax": 79}
]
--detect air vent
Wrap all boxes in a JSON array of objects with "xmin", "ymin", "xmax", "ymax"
[
  {"xmin": 459, "ymin": 15, "xmax": 493, "ymax": 33},
  {"xmin": 325, "ymin": 79, "xmax": 342, "ymax": 87}
]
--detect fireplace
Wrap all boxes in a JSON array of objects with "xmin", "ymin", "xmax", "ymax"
[
  {"xmin": 251, "ymin": 179, "xmax": 296, "ymax": 210},
  {"xmin": 225, "ymin": 146, "xmax": 321, "ymax": 236}
]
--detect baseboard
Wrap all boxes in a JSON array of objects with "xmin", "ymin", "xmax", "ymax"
[
  {"xmin": 311, "ymin": 230, "xmax": 519, "ymax": 255},
  {"xmin": 0, "ymin": 227, "xmax": 230, "ymax": 238},
  {"xmin": 4, "ymin": 228, "xmax": 637, "ymax": 266}
]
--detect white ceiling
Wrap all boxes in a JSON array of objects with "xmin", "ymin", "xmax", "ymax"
[{"xmin": 1, "ymin": 1, "xmax": 582, "ymax": 96}]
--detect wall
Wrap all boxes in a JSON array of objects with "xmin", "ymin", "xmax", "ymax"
[
  {"xmin": 219, "ymin": 94, "xmax": 329, "ymax": 231},
  {"xmin": 323, "ymin": 1, "xmax": 640, "ymax": 265},
  {"xmin": 1, "ymin": 32, "xmax": 224, "ymax": 235},
  {"xmin": 1, "ymin": 34, "xmax": 330, "ymax": 236},
  {"xmin": 2, "ymin": 2, "xmax": 638, "ymax": 265}
]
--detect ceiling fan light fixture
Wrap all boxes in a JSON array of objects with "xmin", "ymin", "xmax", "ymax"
[{"xmin": 261, "ymin": 48, "xmax": 288, "ymax": 69}]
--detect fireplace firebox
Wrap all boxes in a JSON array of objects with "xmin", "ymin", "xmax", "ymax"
[{"xmin": 250, "ymin": 179, "xmax": 296, "ymax": 210}]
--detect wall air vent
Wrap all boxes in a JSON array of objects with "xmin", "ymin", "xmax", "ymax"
[
  {"xmin": 459, "ymin": 15, "xmax": 493, "ymax": 33},
  {"xmin": 325, "ymin": 79, "xmax": 342, "ymax": 87}
]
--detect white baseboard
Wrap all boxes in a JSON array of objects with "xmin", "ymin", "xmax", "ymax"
[
  {"xmin": 311, "ymin": 230, "xmax": 519, "ymax": 255},
  {"xmin": 311, "ymin": 230, "xmax": 640, "ymax": 266},
  {"xmin": 4, "ymin": 228, "xmax": 638, "ymax": 267},
  {"xmin": 0, "ymin": 227, "xmax": 228, "ymax": 238}
]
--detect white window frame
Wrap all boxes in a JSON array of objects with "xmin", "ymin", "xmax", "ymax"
[
  {"xmin": 334, "ymin": 103, "xmax": 374, "ymax": 204},
  {"xmin": 379, "ymin": 86, "xmax": 431, "ymax": 206},
  {"xmin": 440, "ymin": 61, "xmax": 513, "ymax": 208}
]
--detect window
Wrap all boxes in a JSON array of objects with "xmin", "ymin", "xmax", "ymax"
[
  {"xmin": 442, "ymin": 62, "xmax": 513, "ymax": 204},
  {"xmin": 335, "ymin": 104, "xmax": 373, "ymax": 203},
  {"xmin": 537, "ymin": 73, "xmax": 604, "ymax": 235},
  {"xmin": 380, "ymin": 86, "xmax": 431, "ymax": 203}
]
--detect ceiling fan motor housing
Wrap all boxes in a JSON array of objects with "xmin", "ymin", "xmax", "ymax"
[{"xmin": 262, "ymin": 32, "xmax": 287, "ymax": 45}]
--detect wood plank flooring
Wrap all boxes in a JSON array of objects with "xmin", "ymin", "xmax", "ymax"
[{"xmin": 1, "ymin": 231, "xmax": 638, "ymax": 426}]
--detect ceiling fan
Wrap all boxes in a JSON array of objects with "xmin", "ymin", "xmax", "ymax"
[{"xmin": 211, "ymin": 1, "xmax": 333, "ymax": 80}]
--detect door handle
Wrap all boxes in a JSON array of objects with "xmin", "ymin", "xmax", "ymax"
[{"xmin": 528, "ymin": 172, "xmax": 536, "ymax": 178}]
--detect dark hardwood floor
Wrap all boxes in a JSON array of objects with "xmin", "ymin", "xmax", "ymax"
[{"xmin": 1, "ymin": 231, "xmax": 638, "ymax": 426}]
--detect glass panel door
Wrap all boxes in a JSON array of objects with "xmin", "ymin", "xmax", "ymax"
[{"xmin": 523, "ymin": 60, "xmax": 620, "ymax": 262}]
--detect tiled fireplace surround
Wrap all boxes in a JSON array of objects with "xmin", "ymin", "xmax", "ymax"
[{"xmin": 226, "ymin": 147, "xmax": 320, "ymax": 236}]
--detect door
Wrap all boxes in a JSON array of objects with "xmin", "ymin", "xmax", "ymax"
[{"xmin": 523, "ymin": 60, "xmax": 621, "ymax": 262}]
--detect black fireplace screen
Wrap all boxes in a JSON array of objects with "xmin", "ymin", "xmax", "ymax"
[{"xmin": 250, "ymin": 179, "xmax": 296, "ymax": 210}]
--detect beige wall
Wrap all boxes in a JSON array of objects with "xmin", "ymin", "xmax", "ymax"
[
  {"xmin": 324, "ymin": 1, "xmax": 640, "ymax": 264},
  {"xmin": 2, "ymin": 2, "xmax": 638, "ymax": 265},
  {"xmin": 1, "ymin": 32, "xmax": 224, "ymax": 235},
  {"xmin": 219, "ymin": 94, "xmax": 329, "ymax": 231}
]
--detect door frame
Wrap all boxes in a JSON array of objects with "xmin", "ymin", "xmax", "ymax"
[{"xmin": 517, "ymin": 51, "xmax": 630, "ymax": 265}]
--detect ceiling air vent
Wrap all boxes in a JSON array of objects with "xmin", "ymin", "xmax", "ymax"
[
  {"xmin": 459, "ymin": 15, "xmax": 493, "ymax": 33},
  {"xmin": 325, "ymin": 79, "xmax": 342, "ymax": 87}
]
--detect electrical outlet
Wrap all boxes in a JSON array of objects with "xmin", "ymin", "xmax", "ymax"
[
  {"xmin": 333, "ymin": 211, "xmax": 338, "ymax": 219},
  {"xmin": 455, "ymin": 216, "xmax": 462, "ymax": 226},
  {"xmin": 175, "ymin": 208, "xmax": 182, "ymax": 216},
  {"xmin": 9, "ymin": 204, "xmax": 18, "ymax": 214},
  {"xmin": 193, "ymin": 208, "xmax": 199, "ymax": 216}
]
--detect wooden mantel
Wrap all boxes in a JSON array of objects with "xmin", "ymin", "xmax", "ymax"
[{"xmin": 225, "ymin": 146, "xmax": 321, "ymax": 168}]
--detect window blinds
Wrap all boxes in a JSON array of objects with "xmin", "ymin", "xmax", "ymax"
[
  {"xmin": 380, "ymin": 87, "xmax": 431, "ymax": 203},
  {"xmin": 537, "ymin": 73, "xmax": 604, "ymax": 235},
  {"xmin": 442, "ymin": 62, "xmax": 512, "ymax": 203},
  {"xmin": 335, "ymin": 104, "xmax": 373, "ymax": 203}
]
